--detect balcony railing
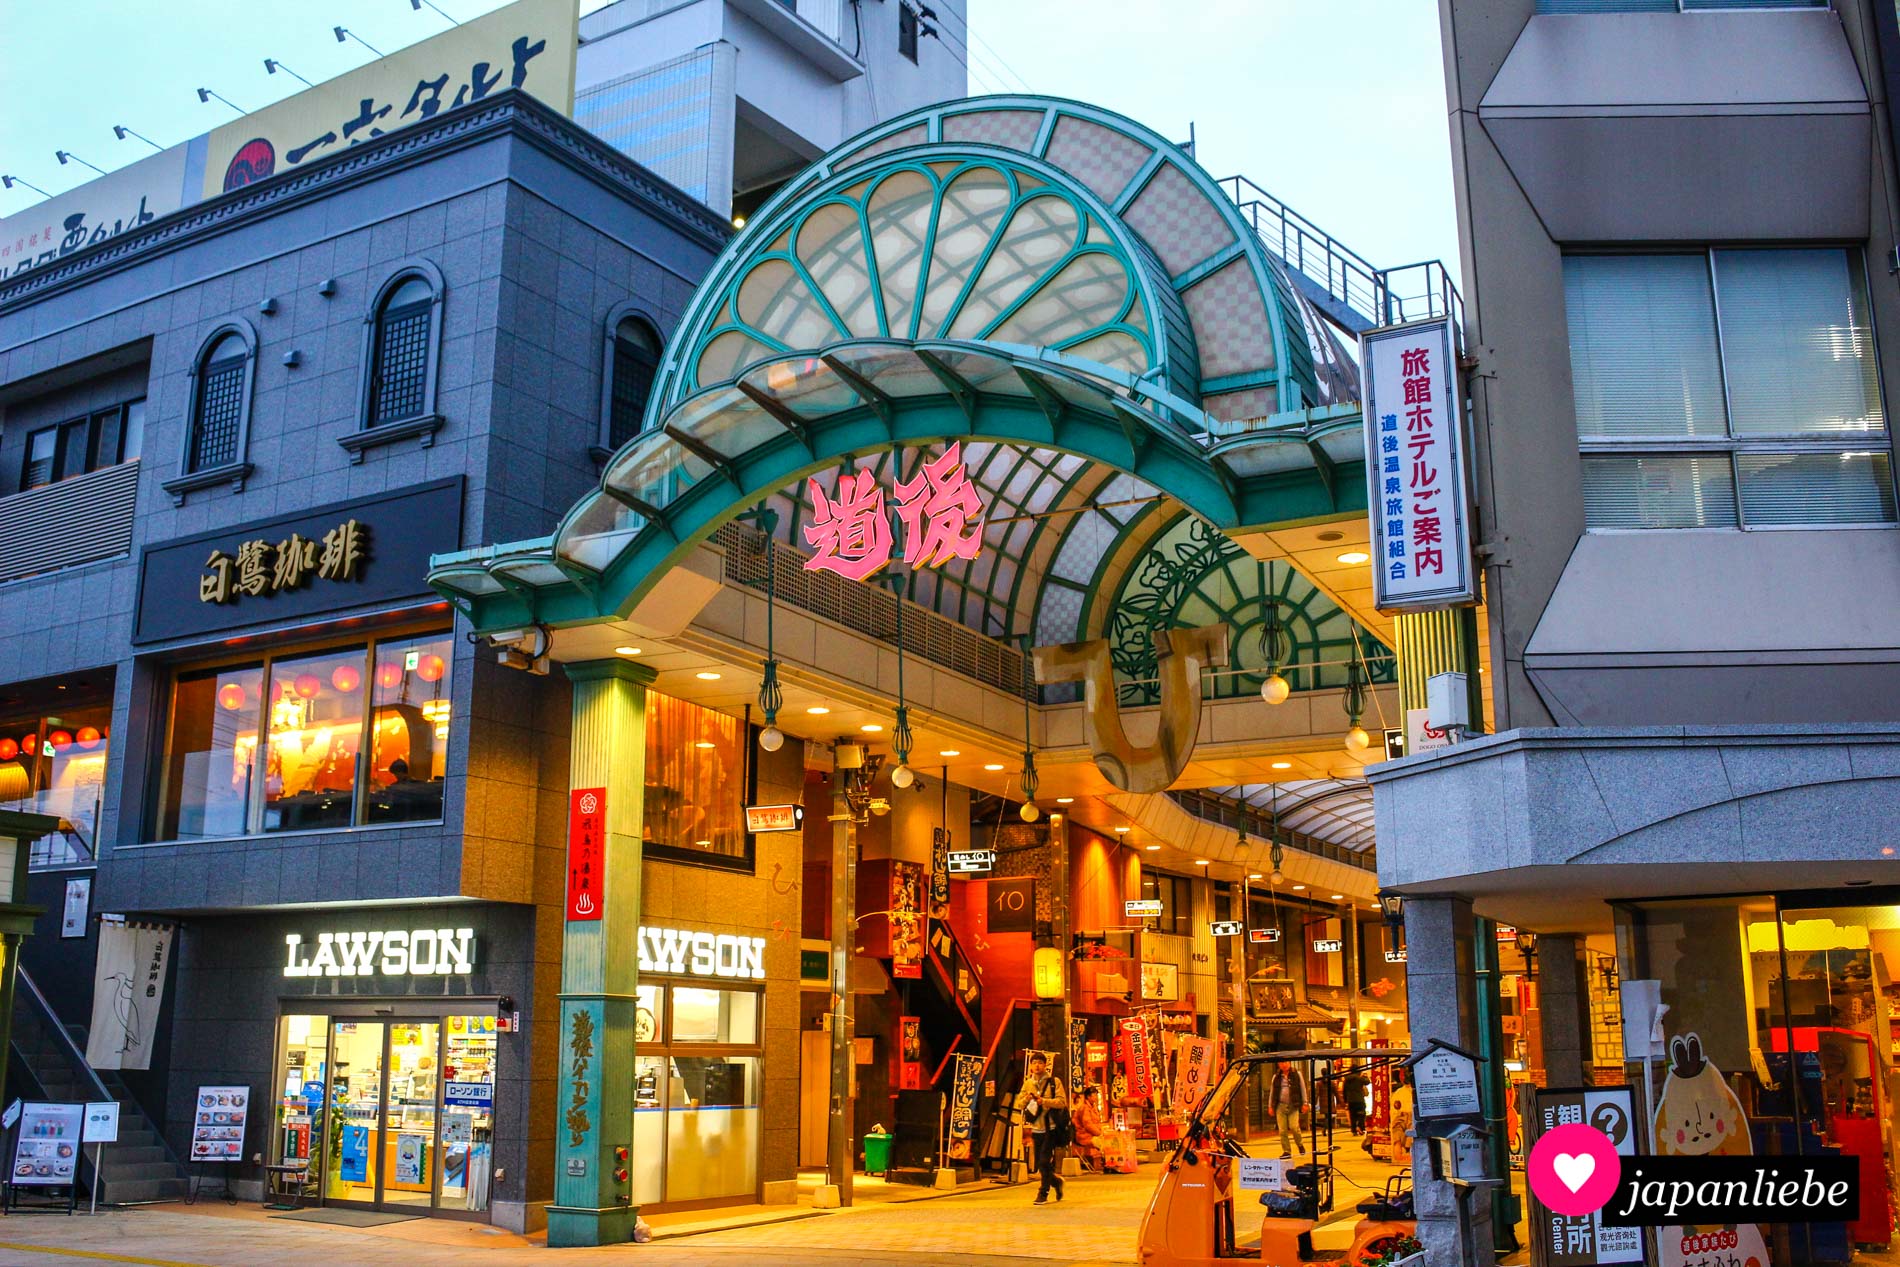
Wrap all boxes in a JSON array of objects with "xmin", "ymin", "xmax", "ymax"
[{"xmin": 0, "ymin": 460, "xmax": 139, "ymax": 585}]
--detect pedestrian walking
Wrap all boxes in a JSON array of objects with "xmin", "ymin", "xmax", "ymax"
[
  {"xmin": 1342, "ymin": 1063, "xmax": 1369, "ymax": 1136},
  {"xmin": 1022, "ymin": 1053, "xmax": 1068, "ymax": 1205},
  {"xmin": 1270, "ymin": 1061, "xmax": 1307, "ymax": 1158}
]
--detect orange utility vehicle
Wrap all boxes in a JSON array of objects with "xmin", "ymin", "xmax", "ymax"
[{"xmin": 1136, "ymin": 1049, "xmax": 1418, "ymax": 1266}]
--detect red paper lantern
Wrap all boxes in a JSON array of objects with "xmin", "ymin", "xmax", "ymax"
[
  {"xmin": 75, "ymin": 726, "xmax": 102, "ymax": 750},
  {"xmin": 376, "ymin": 662, "xmax": 404, "ymax": 690},
  {"xmin": 0, "ymin": 739, "xmax": 16, "ymax": 761},
  {"xmin": 416, "ymin": 654, "xmax": 446, "ymax": 683},
  {"xmin": 20, "ymin": 733, "xmax": 37, "ymax": 755},
  {"xmin": 46, "ymin": 730, "xmax": 72, "ymax": 753},
  {"xmin": 218, "ymin": 683, "xmax": 248, "ymax": 711},
  {"xmin": 293, "ymin": 673, "xmax": 322, "ymax": 700},
  {"xmin": 331, "ymin": 664, "xmax": 362, "ymax": 693}
]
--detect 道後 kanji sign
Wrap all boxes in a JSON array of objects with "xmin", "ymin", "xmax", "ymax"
[
  {"xmin": 1360, "ymin": 318, "xmax": 1475, "ymax": 611},
  {"xmin": 803, "ymin": 443, "xmax": 985, "ymax": 581}
]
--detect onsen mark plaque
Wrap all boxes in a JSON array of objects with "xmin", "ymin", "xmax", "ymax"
[{"xmin": 567, "ymin": 788, "xmax": 606, "ymax": 922}]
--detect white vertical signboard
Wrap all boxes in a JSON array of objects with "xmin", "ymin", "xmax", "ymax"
[{"xmin": 1359, "ymin": 317, "xmax": 1475, "ymax": 610}]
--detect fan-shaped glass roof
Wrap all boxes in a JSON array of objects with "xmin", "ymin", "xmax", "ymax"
[{"xmin": 1211, "ymin": 779, "xmax": 1378, "ymax": 854}]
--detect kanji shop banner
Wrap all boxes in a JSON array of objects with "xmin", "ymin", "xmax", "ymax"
[
  {"xmin": 1116, "ymin": 1017, "xmax": 1154, "ymax": 1102},
  {"xmin": 947, "ymin": 1054, "xmax": 983, "ymax": 1160},
  {"xmin": 1360, "ymin": 317, "xmax": 1476, "ymax": 610},
  {"xmin": 890, "ymin": 861, "xmax": 924, "ymax": 980},
  {"xmin": 203, "ymin": 0, "xmax": 578, "ymax": 198},
  {"xmin": 86, "ymin": 921, "xmax": 173, "ymax": 1071},
  {"xmin": 1172, "ymin": 1035, "xmax": 1218, "ymax": 1117},
  {"xmin": 0, "ymin": 144, "xmax": 192, "ymax": 282},
  {"xmin": 567, "ymin": 787, "xmax": 606, "ymax": 921}
]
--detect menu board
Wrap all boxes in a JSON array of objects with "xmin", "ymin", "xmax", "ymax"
[
  {"xmin": 189, "ymin": 1085, "xmax": 250, "ymax": 1163},
  {"xmin": 11, "ymin": 1102, "xmax": 83, "ymax": 1186}
]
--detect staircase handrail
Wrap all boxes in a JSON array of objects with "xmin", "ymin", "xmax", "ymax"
[
  {"xmin": 1220, "ymin": 174, "xmax": 1383, "ymax": 327},
  {"xmin": 17, "ymin": 968, "xmax": 115, "ymax": 1106},
  {"xmin": 926, "ymin": 917, "xmax": 983, "ymax": 1026}
]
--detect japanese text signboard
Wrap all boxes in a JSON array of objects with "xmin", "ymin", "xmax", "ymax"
[
  {"xmin": 1530, "ymin": 1086, "xmax": 1643, "ymax": 1267},
  {"xmin": 1411, "ymin": 1043, "xmax": 1483, "ymax": 1119},
  {"xmin": 947, "ymin": 1054, "xmax": 983, "ymax": 1160},
  {"xmin": 1360, "ymin": 318, "xmax": 1475, "ymax": 611},
  {"xmin": 567, "ymin": 788, "xmax": 606, "ymax": 921},
  {"xmin": 203, "ymin": 0, "xmax": 578, "ymax": 198},
  {"xmin": 803, "ymin": 443, "xmax": 986, "ymax": 581}
]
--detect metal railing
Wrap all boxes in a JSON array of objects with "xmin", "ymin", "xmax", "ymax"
[
  {"xmin": 1372, "ymin": 259, "xmax": 1465, "ymax": 330},
  {"xmin": 1169, "ymin": 787, "xmax": 1377, "ymax": 872},
  {"xmin": 1221, "ymin": 175, "xmax": 1383, "ymax": 328},
  {"xmin": 0, "ymin": 460, "xmax": 138, "ymax": 584}
]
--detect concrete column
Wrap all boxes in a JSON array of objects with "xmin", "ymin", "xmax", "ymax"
[
  {"xmin": 1402, "ymin": 896, "xmax": 1495, "ymax": 1267},
  {"xmin": 826, "ymin": 749, "xmax": 859, "ymax": 1208},
  {"xmin": 1535, "ymin": 933, "xmax": 1589, "ymax": 1087},
  {"xmin": 545, "ymin": 659, "xmax": 653, "ymax": 1248}
]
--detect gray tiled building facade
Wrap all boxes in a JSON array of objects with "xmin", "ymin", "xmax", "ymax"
[{"xmin": 0, "ymin": 91, "xmax": 724, "ymax": 1228}]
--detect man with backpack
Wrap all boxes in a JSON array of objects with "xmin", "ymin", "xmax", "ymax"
[
  {"xmin": 1022, "ymin": 1051, "xmax": 1069, "ymax": 1205},
  {"xmin": 1270, "ymin": 1061, "xmax": 1307, "ymax": 1159}
]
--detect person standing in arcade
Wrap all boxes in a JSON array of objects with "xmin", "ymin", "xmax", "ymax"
[
  {"xmin": 1271, "ymin": 1062, "xmax": 1308, "ymax": 1159},
  {"xmin": 1023, "ymin": 1053, "xmax": 1068, "ymax": 1205}
]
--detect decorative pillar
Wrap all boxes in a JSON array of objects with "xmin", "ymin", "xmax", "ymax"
[
  {"xmin": 1393, "ymin": 607, "xmax": 1483, "ymax": 726},
  {"xmin": 546, "ymin": 660, "xmax": 653, "ymax": 1248},
  {"xmin": 1534, "ymin": 933, "xmax": 1588, "ymax": 1087},
  {"xmin": 1402, "ymin": 896, "xmax": 1495, "ymax": 1267},
  {"xmin": 826, "ymin": 747, "xmax": 859, "ymax": 1207}
]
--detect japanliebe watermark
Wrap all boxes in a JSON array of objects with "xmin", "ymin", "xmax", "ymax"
[{"xmin": 1527, "ymin": 1124, "xmax": 1859, "ymax": 1226}]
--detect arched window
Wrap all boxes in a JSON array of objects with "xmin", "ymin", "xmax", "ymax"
[
  {"xmin": 163, "ymin": 322, "xmax": 258, "ymax": 504},
  {"xmin": 369, "ymin": 276, "xmax": 435, "ymax": 426},
  {"xmin": 189, "ymin": 333, "xmax": 249, "ymax": 472},
  {"xmin": 605, "ymin": 315, "xmax": 662, "ymax": 452},
  {"xmin": 345, "ymin": 263, "xmax": 446, "ymax": 463}
]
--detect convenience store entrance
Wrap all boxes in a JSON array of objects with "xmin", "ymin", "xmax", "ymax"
[{"xmin": 273, "ymin": 1007, "xmax": 499, "ymax": 1219}]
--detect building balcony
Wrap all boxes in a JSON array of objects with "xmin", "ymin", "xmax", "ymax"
[{"xmin": 0, "ymin": 461, "xmax": 139, "ymax": 585}]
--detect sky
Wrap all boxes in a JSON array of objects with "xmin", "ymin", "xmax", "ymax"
[{"xmin": 0, "ymin": 0, "xmax": 1460, "ymax": 284}]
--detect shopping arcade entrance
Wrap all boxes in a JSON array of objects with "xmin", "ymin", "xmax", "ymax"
[{"xmin": 426, "ymin": 94, "xmax": 1463, "ymax": 1247}]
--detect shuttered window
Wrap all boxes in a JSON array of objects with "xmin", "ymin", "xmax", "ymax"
[
  {"xmin": 190, "ymin": 337, "xmax": 249, "ymax": 472},
  {"xmin": 1565, "ymin": 250, "xmax": 1896, "ymax": 529},
  {"xmin": 369, "ymin": 278, "xmax": 433, "ymax": 427},
  {"xmin": 607, "ymin": 317, "xmax": 661, "ymax": 451}
]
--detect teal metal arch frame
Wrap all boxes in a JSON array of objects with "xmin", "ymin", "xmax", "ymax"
[{"xmin": 429, "ymin": 339, "xmax": 1367, "ymax": 633}]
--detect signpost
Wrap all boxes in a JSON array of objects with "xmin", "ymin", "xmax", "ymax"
[
  {"xmin": 1312, "ymin": 938, "xmax": 1343, "ymax": 954},
  {"xmin": 1124, "ymin": 898, "xmax": 1163, "ymax": 918},
  {"xmin": 1237, "ymin": 1157, "xmax": 1286, "ymax": 1191},
  {"xmin": 1410, "ymin": 1043, "xmax": 1483, "ymax": 1119},
  {"xmin": 82, "ymin": 1102, "xmax": 118, "ymax": 1215},
  {"xmin": 744, "ymin": 803, "xmax": 804, "ymax": 833},
  {"xmin": 8, "ymin": 1102, "xmax": 84, "ymax": 1213},
  {"xmin": 946, "ymin": 850, "xmax": 995, "ymax": 875},
  {"xmin": 1528, "ymin": 1085, "xmax": 1643, "ymax": 1267},
  {"xmin": 1208, "ymin": 920, "xmax": 1243, "ymax": 937},
  {"xmin": 1248, "ymin": 927, "xmax": 1281, "ymax": 944}
]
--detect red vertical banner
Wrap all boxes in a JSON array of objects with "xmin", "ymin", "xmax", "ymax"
[
  {"xmin": 567, "ymin": 787, "xmax": 606, "ymax": 921},
  {"xmin": 1117, "ymin": 1017, "xmax": 1154, "ymax": 1102},
  {"xmin": 898, "ymin": 1015, "xmax": 922, "ymax": 1089},
  {"xmin": 890, "ymin": 860, "xmax": 923, "ymax": 979}
]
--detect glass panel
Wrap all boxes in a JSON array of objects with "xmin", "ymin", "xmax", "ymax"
[
  {"xmin": 383, "ymin": 1021, "xmax": 440, "ymax": 1208},
  {"xmin": 608, "ymin": 436, "xmax": 710, "ymax": 510},
  {"xmin": 636, "ymin": 983, "xmax": 664, "ymax": 1044},
  {"xmin": 919, "ymin": 166, "xmax": 1013, "ymax": 336},
  {"xmin": 366, "ymin": 634, "xmax": 451, "ymax": 824},
  {"xmin": 273, "ymin": 1015, "xmax": 329, "ymax": 1192},
  {"xmin": 160, "ymin": 662, "xmax": 264, "ymax": 841},
  {"xmin": 326, "ymin": 1020, "xmax": 385, "ymax": 1203},
  {"xmin": 948, "ymin": 195, "xmax": 1081, "ymax": 338},
  {"xmin": 867, "ymin": 169, "xmax": 936, "ymax": 338},
  {"xmin": 741, "ymin": 358, "xmax": 863, "ymax": 419},
  {"xmin": 34, "ymin": 706, "xmax": 108, "ymax": 863},
  {"xmin": 193, "ymin": 357, "xmax": 247, "ymax": 470},
  {"xmin": 1616, "ymin": 899, "xmax": 1809, "ymax": 1263},
  {"xmin": 22, "ymin": 429, "xmax": 55, "ymax": 489},
  {"xmin": 1581, "ymin": 454, "xmax": 1738, "ymax": 529},
  {"xmin": 643, "ymin": 692, "xmax": 748, "ymax": 863},
  {"xmin": 609, "ymin": 321, "xmax": 661, "ymax": 450},
  {"xmin": 736, "ymin": 259, "xmax": 840, "ymax": 349},
  {"xmin": 990, "ymin": 253, "xmax": 1131, "ymax": 351},
  {"xmin": 440, "ymin": 1016, "xmax": 497, "ymax": 1212},
  {"xmin": 261, "ymin": 647, "xmax": 367, "ymax": 834},
  {"xmin": 696, "ymin": 329, "xmax": 779, "ymax": 388},
  {"xmin": 556, "ymin": 492, "xmax": 645, "ymax": 572},
  {"xmin": 1715, "ymin": 249, "xmax": 1885, "ymax": 436},
  {"xmin": 663, "ymin": 1055, "xmax": 760, "ymax": 1202},
  {"xmin": 673, "ymin": 392, "xmax": 780, "ymax": 459},
  {"xmin": 1564, "ymin": 254, "xmax": 1728, "ymax": 438},
  {"xmin": 1061, "ymin": 330, "xmax": 1149, "ymax": 377},
  {"xmin": 1736, "ymin": 451, "xmax": 1898, "ymax": 526},
  {"xmin": 797, "ymin": 202, "xmax": 879, "ymax": 337},
  {"xmin": 122, "ymin": 398, "xmax": 147, "ymax": 462},
  {"xmin": 632, "ymin": 1054, "xmax": 667, "ymax": 1205},
  {"xmin": 372, "ymin": 303, "xmax": 431, "ymax": 425},
  {"xmin": 669, "ymin": 987, "xmax": 760, "ymax": 1045}
]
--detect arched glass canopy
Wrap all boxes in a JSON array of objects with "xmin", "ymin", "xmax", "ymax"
[{"xmin": 430, "ymin": 96, "xmax": 1375, "ymax": 653}]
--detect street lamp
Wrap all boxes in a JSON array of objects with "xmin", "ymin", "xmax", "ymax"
[{"xmin": 1376, "ymin": 889, "xmax": 1405, "ymax": 934}]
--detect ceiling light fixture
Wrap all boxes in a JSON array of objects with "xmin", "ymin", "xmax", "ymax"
[
  {"xmin": 1114, "ymin": 825, "xmax": 1130, "ymax": 833},
  {"xmin": 1055, "ymin": 797, "xmax": 1074, "ymax": 804},
  {"xmin": 614, "ymin": 646, "xmax": 642, "ymax": 656},
  {"xmin": 1194, "ymin": 859, "xmax": 1210, "ymax": 867},
  {"xmin": 983, "ymin": 763, "xmax": 1005, "ymax": 772},
  {"xmin": 861, "ymin": 723, "xmax": 884, "ymax": 733},
  {"xmin": 750, "ymin": 504, "xmax": 787, "ymax": 753},
  {"xmin": 1145, "ymin": 844, "xmax": 1160, "ymax": 852},
  {"xmin": 1336, "ymin": 551, "xmax": 1370, "ymax": 565},
  {"xmin": 939, "ymin": 749, "xmax": 961, "ymax": 757},
  {"xmin": 695, "ymin": 671, "xmax": 722, "ymax": 681},
  {"xmin": 806, "ymin": 705, "xmax": 830, "ymax": 715},
  {"xmin": 1270, "ymin": 761, "xmax": 1292, "ymax": 770}
]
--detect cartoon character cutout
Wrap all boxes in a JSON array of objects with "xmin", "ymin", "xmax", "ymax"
[{"xmin": 1652, "ymin": 1033, "xmax": 1768, "ymax": 1267}]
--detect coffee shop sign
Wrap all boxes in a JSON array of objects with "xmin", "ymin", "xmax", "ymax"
[
  {"xmin": 202, "ymin": 518, "xmax": 367, "ymax": 605},
  {"xmin": 283, "ymin": 927, "xmax": 475, "ymax": 977}
]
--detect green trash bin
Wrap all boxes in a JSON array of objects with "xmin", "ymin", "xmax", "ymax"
[{"xmin": 862, "ymin": 1131, "xmax": 893, "ymax": 1175}]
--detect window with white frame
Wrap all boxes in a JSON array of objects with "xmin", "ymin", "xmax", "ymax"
[{"xmin": 1564, "ymin": 250, "xmax": 1896, "ymax": 529}]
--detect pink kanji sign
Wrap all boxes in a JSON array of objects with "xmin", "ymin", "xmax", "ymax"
[{"xmin": 802, "ymin": 443, "xmax": 986, "ymax": 580}]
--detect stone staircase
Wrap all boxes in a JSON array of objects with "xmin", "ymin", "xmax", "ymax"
[{"xmin": 11, "ymin": 971, "xmax": 189, "ymax": 1204}]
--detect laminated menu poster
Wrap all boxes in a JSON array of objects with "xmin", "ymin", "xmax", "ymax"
[
  {"xmin": 188, "ymin": 1085, "xmax": 250, "ymax": 1163},
  {"xmin": 12, "ymin": 1102, "xmax": 83, "ymax": 1185}
]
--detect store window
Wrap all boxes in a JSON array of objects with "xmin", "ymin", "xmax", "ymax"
[
  {"xmin": 602, "ymin": 311, "xmax": 662, "ymax": 453},
  {"xmin": 0, "ymin": 703, "xmax": 110, "ymax": 867},
  {"xmin": 154, "ymin": 631, "xmax": 453, "ymax": 842},
  {"xmin": 274, "ymin": 1010, "xmax": 497, "ymax": 1215},
  {"xmin": 21, "ymin": 398, "xmax": 145, "ymax": 490},
  {"xmin": 1565, "ymin": 249, "xmax": 1895, "ymax": 528},
  {"xmin": 632, "ymin": 980, "xmax": 763, "ymax": 1207},
  {"xmin": 643, "ymin": 691, "xmax": 754, "ymax": 870}
]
